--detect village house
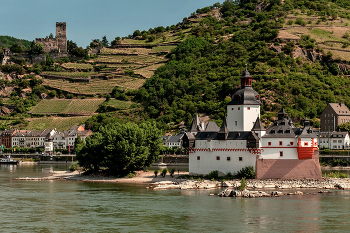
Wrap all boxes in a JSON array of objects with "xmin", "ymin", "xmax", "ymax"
[
  {"xmin": 320, "ymin": 103, "xmax": 350, "ymax": 133},
  {"xmin": 319, "ymin": 131, "xmax": 350, "ymax": 149},
  {"xmin": 184, "ymin": 69, "xmax": 321, "ymax": 179},
  {"xmin": 0, "ymin": 125, "xmax": 92, "ymax": 151}
]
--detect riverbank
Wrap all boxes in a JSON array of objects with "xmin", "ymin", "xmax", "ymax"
[{"xmin": 14, "ymin": 170, "xmax": 350, "ymax": 190}]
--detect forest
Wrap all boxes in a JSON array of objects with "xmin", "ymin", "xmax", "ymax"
[{"xmin": 133, "ymin": 0, "xmax": 350, "ymax": 129}]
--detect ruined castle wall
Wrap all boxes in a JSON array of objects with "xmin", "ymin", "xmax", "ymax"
[{"xmin": 36, "ymin": 38, "xmax": 59, "ymax": 53}]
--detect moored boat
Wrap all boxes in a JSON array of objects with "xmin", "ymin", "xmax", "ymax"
[{"xmin": 0, "ymin": 156, "xmax": 20, "ymax": 165}]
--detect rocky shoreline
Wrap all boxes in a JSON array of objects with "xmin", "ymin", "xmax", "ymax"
[
  {"xmin": 150, "ymin": 178, "xmax": 350, "ymax": 190},
  {"xmin": 217, "ymin": 189, "xmax": 332, "ymax": 198}
]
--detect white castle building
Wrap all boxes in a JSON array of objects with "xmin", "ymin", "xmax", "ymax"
[{"xmin": 184, "ymin": 69, "xmax": 321, "ymax": 179}]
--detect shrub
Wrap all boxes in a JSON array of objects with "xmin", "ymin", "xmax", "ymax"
[
  {"xmin": 322, "ymin": 171, "xmax": 348, "ymax": 178},
  {"xmin": 170, "ymin": 168, "xmax": 176, "ymax": 177},
  {"xmin": 161, "ymin": 168, "xmax": 168, "ymax": 177},
  {"xmin": 287, "ymin": 20, "xmax": 294, "ymax": 25},
  {"xmin": 69, "ymin": 162, "xmax": 79, "ymax": 171},
  {"xmin": 236, "ymin": 166, "xmax": 255, "ymax": 179},
  {"xmin": 154, "ymin": 170, "xmax": 158, "ymax": 177},
  {"xmin": 239, "ymin": 177, "xmax": 246, "ymax": 191},
  {"xmin": 207, "ymin": 170, "xmax": 219, "ymax": 180}
]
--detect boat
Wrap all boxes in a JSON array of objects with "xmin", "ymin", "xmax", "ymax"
[{"xmin": 0, "ymin": 156, "xmax": 20, "ymax": 165}]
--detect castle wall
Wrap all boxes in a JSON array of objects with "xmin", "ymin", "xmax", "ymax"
[
  {"xmin": 36, "ymin": 38, "xmax": 59, "ymax": 53},
  {"xmin": 189, "ymin": 139, "xmax": 256, "ymax": 175},
  {"xmin": 255, "ymin": 151, "xmax": 322, "ymax": 179}
]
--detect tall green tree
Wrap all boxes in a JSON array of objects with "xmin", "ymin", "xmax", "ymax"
[
  {"xmin": 76, "ymin": 121, "xmax": 162, "ymax": 175},
  {"xmin": 101, "ymin": 35, "xmax": 109, "ymax": 47}
]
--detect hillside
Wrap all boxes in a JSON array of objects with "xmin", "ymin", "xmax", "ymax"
[
  {"xmin": 0, "ymin": 36, "xmax": 32, "ymax": 50},
  {"xmin": 1, "ymin": 0, "xmax": 350, "ymax": 132}
]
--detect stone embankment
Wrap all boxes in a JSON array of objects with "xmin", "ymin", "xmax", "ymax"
[{"xmin": 150, "ymin": 178, "xmax": 350, "ymax": 190}]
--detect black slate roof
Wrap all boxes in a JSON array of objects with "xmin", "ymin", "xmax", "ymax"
[
  {"xmin": 252, "ymin": 117, "xmax": 265, "ymax": 131},
  {"xmin": 195, "ymin": 131, "xmax": 253, "ymax": 140},
  {"xmin": 228, "ymin": 87, "xmax": 261, "ymax": 105}
]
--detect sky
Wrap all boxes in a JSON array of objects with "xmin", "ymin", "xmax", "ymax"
[{"xmin": 1, "ymin": 0, "xmax": 218, "ymax": 47}]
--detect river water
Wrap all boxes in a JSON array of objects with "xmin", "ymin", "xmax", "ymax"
[{"xmin": 1, "ymin": 164, "xmax": 350, "ymax": 232}]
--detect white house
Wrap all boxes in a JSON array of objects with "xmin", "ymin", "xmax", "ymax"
[{"xmin": 320, "ymin": 131, "xmax": 350, "ymax": 149}]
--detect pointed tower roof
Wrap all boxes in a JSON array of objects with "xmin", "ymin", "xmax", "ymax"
[
  {"xmin": 278, "ymin": 106, "xmax": 288, "ymax": 120},
  {"xmin": 252, "ymin": 117, "xmax": 265, "ymax": 131},
  {"xmin": 219, "ymin": 117, "xmax": 229, "ymax": 134},
  {"xmin": 189, "ymin": 113, "xmax": 203, "ymax": 132}
]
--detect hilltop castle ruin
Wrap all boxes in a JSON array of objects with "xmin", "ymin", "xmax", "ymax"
[{"xmin": 36, "ymin": 22, "xmax": 67, "ymax": 53}]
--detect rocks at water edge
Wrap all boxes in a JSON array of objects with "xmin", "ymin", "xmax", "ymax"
[
  {"xmin": 217, "ymin": 189, "xmax": 310, "ymax": 198},
  {"xmin": 151, "ymin": 178, "xmax": 350, "ymax": 190}
]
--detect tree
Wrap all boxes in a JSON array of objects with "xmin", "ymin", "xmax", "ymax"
[
  {"xmin": 71, "ymin": 47, "xmax": 86, "ymax": 57},
  {"xmin": 101, "ymin": 35, "xmax": 109, "ymax": 47},
  {"xmin": 133, "ymin": 30, "xmax": 141, "ymax": 38},
  {"xmin": 76, "ymin": 121, "xmax": 162, "ymax": 175},
  {"xmin": 49, "ymin": 33, "xmax": 54, "ymax": 39},
  {"xmin": 31, "ymin": 43, "xmax": 44, "ymax": 54},
  {"xmin": 10, "ymin": 44, "xmax": 24, "ymax": 53},
  {"xmin": 338, "ymin": 122, "xmax": 350, "ymax": 132},
  {"xmin": 67, "ymin": 40, "xmax": 78, "ymax": 53}
]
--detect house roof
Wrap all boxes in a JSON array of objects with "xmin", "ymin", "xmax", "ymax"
[
  {"xmin": 328, "ymin": 103, "xmax": 350, "ymax": 116},
  {"xmin": 205, "ymin": 121, "xmax": 220, "ymax": 132},
  {"xmin": 195, "ymin": 131, "xmax": 252, "ymax": 140},
  {"xmin": 167, "ymin": 135, "xmax": 183, "ymax": 143},
  {"xmin": 189, "ymin": 113, "xmax": 203, "ymax": 132},
  {"xmin": 331, "ymin": 131, "xmax": 349, "ymax": 138}
]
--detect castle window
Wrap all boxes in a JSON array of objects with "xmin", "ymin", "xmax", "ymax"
[
  {"xmin": 256, "ymin": 95, "xmax": 259, "ymax": 100},
  {"xmin": 268, "ymin": 142, "xmax": 271, "ymax": 146},
  {"xmin": 280, "ymin": 151, "xmax": 283, "ymax": 157},
  {"xmin": 232, "ymin": 108, "xmax": 234, "ymax": 110},
  {"xmin": 227, "ymin": 157, "xmax": 231, "ymax": 161},
  {"xmin": 216, "ymin": 156, "xmax": 220, "ymax": 161},
  {"xmin": 279, "ymin": 141, "xmax": 283, "ymax": 146},
  {"xmin": 235, "ymin": 121, "xmax": 237, "ymax": 126},
  {"xmin": 239, "ymin": 157, "xmax": 242, "ymax": 161},
  {"xmin": 247, "ymin": 107, "xmax": 250, "ymax": 110},
  {"xmin": 238, "ymin": 107, "xmax": 240, "ymax": 110},
  {"xmin": 197, "ymin": 156, "xmax": 200, "ymax": 160},
  {"xmin": 304, "ymin": 142, "xmax": 308, "ymax": 146},
  {"xmin": 290, "ymin": 142, "xmax": 294, "ymax": 146}
]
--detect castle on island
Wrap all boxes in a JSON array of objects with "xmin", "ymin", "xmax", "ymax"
[{"xmin": 183, "ymin": 69, "xmax": 322, "ymax": 179}]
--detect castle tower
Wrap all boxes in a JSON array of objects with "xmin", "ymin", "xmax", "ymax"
[
  {"xmin": 227, "ymin": 67, "xmax": 261, "ymax": 131},
  {"xmin": 56, "ymin": 22, "xmax": 67, "ymax": 52}
]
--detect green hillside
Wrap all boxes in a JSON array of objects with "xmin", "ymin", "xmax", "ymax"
[
  {"xmin": 0, "ymin": 36, "xmax": 32, "ymax": 50},
  {"xmin": 2, "ymin": 0, "xmax": 350, "ymax": 132}
]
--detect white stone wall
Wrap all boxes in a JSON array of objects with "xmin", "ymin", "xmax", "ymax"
[{"xmin": 189, "ymin": 139, "xmax": 256, "ymax": 175}]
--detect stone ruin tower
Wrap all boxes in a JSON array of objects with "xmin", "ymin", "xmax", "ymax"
[
  {"xmin": 56, "ymin": 22, "xmax": 67, "ymax": 52},
  {"xmin": 35, "ymin": 22, "xmax": 67, "ymax": 53}
]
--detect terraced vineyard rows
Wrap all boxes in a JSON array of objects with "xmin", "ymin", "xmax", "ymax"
[
  {"xmin": 43, "ymin": 71, "xmax": 97, "ymax": 77},
  {"xmin": 42, "ymin": 77, "xmax": 145, "ymax": 94},
  {"xmin": 106, "ymin": 99, "xmax": 135, "ymax": 109},
  {"xmin": 30, "ymin": 99, "xmax": 105, "ymax": 115},
  {"xmin": 64, "ymin": 99, "xmax": 105, "ymax": 114},
  {"xmin": 30, "ymin": 99, "xmax": 71, "ymax": 114},
  {"xmin": 27, "ymin": 116, "xmax": 91, "ymax": 131}
]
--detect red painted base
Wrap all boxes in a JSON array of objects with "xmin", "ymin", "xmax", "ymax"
[{"xmin": 256, "ymin": 150, "xmax": 322, "ymax": 179}]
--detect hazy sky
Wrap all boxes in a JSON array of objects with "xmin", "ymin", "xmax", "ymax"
[{"xmin": 1, "ymin": 0, "xmax": 218, "ymax": 47}]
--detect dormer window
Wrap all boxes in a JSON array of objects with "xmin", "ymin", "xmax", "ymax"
[
  {"xmin": 278, "ymin": 129, "xmax": 283, "ymax": 133},
  {"xmin": 236, "ymin": 95, "xmax": 241, "ymax": 102},
  {"xmin": 271, "ymin": 129, "xmax": 275, "ymax": 134},
  {"xmin": 256, "ymin": 95, "xmax": 259, "ymax": 100}
]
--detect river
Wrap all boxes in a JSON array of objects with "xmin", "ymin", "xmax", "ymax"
[{"xmin": 1, "ymin": 164, "xmax": 350, "ymax": 232}]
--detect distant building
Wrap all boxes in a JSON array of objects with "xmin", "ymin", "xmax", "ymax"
[
  {"xmin": 320, "ymin": 103, "xmax": 350, "ymax": 132},
  {"xmin": 319, "ymin": 131, "xmax": 350, "ymax": 149}
]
